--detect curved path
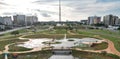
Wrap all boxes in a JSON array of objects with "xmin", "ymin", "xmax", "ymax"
[
  {"xmin": 74, "ymin": 38, "xmax": 120, "ymax": 56},
  {"xmin": 100, "ymin": 37, "xmax": 120, "ymax": 56},
  {"xmin": 16, "ymin": 33, "xmax": 120, "ymax": 56},
  {"xmin": 69, "ymin": 31, "xmax": 120, "ymax": 56},
  {"xmin": 3, "ymin": 43, "xmax": 49, "ymax": 54},
  {"xmin": 1, "ymin": 32, "xmax": 120, "ymax": 57},
  {"xmin": 67, "ymin": 30, "xmax": 77, "ymax": 35}
]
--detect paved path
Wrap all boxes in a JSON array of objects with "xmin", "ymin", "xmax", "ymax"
[
  {"xmin": 3, "ymin": 42, "xmax": 51, "ymax": 54},
  {"xmin": 8, "ymin": 47, "xmax": 42, "ymax": 54},
  {"xmin": 17, "ymin": 31, "xmax": 120, "ymax": 56},
  {"xmin": 3, "ymin": 43, "xmax": 43, "ymax": 54},
  {"xmin": 67, "ymin": 30, "xmax": 77, "ymax": 35},
  {"xmin": 0, "ymin": 27, "xmax": 49, "ymax": 54},
  {"xmin": 15, "ymin": 34, "xmax": 120, "ymax": 56},
  {"xmin": 102, "ymin": 38, "xmax": 120, "ymax": 56},
  {"xmin": 73, "ymin": 38, "xmax": 120, "ymax": 56},
  {"xmin": 0, "ymin": 31, "xmax": 120, "ymax": 57},
  {"xmin": 89, "ymin": 35, "xmax": 120, "ymax": 56},
  {"xmin": 74, "ymin": 38, "xmax": 120, "ymax": 56},
  {"xmin": 69, "ymin": 31, "xmax": 120, "ymax": 56}
]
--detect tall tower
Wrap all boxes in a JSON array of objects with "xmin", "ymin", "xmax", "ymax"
[{"xmin": 59, "ymin": 0, "xmax": 61, "ymax": 23}]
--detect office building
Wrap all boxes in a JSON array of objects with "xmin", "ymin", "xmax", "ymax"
[
  {"xmin": 26, "ymin": 15, "xmax": 38, "ymax": 26},
  {"xmin": 103, "ymin": 15, "xmax": 119, "ymax": 26},
  {"xmin": 13, "ymin": 15, "xmax": 26, "ymax": 26},
  {"xmin": 88, "ymin": 16, "xmax": 101, "ymax": 25}
]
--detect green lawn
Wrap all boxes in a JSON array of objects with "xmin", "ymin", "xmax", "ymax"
[
  {"xmin": 77, "ymin": 29, "xmax": 120, "ymax": 52},
  {"xmin": 38, "ymin": 29, "xmax": 67, "ymax": 34},
  {"xmin": 101, "ymin": 35, "xmax": 120, "ymax": 52},
  {"xmin": 23, "ymin": 34, "xmax": 90, "ymax": 39},
  {"xmin": 0, "ymin": 27, "xmax": 119, "ymax": 58},
  {"xmin": 0, "ymin": 50, "xmax": 119, "ymax": 59},
  {"xmin": 72, "ymin": 50, "xmax": 120, "ymax": 59},
  {"xmin": 0, "ymin": 39, "xmax": 28, "ymax": 51},
  {"xmin": 0, "ymin": 50, "xmax": 52, "ymax": 59},
  {"xmin": 0, "ymin": 35, "xmax": 21, "ymax": 41},
  {"xmin": 75, "ymin": 42, "xmax": 108, "ymax": 50},
  {"xmin": 24, "ymin": 34, "xmax": 64, "ymax": 39},
  {"xmin": 9, "ymin": 43, "xmax": 32, "ymax": 52}
]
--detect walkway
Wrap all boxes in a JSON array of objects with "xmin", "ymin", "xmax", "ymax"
[
  {"xmin": 0, "ymin": 32, "xmax": 120, "ymax": 57},
  {"xmin": 67, "ymin": 30, "xmax": 77, "ymax": 35},
  {"xmin": 101, "ymin": 38, "xmax": 120, "ymax": 56},
  {"xmin": 74, "ymin": 38, "xmax": 120, "ymax": 56},
  {"xmin": 69, "ymin": 31, "xmax": 120, "ymax": 56},
  {"xmin": 0, "ymin": 26, "xmax": 31, "ymax": 35},
  {"xmin": 3, "ymin": 42, "xmax": 44, "ymax": 54}
]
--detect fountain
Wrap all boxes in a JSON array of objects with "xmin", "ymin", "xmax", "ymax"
[
  {"xmin": 64, "ymin": 34, "xmax": 67, "ymax": 40},
  {"xmin": 62, "ymin": 34, "xmax": 67, "ymax": 42}
]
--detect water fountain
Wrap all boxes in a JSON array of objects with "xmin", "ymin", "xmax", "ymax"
[
  {"xmin": 62, "ymin": 34, "xmax": 67, "ymax": 42},
  {"xmin": 64, "ymin": 34, "xmax": 67, "ymax": 40}
]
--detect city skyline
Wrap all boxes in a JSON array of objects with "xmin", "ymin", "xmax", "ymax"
[{"xmin": 0, "ymin": 0, "xmax": 120, "ymax": 21}]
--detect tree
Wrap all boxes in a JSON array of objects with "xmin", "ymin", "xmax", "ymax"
[
  {"xmin": 11, "ymin": 31, "xmax": 19, "ymax": 35},
  {"xmin": 93, "ymin": 23, "xmax": 105, "ymax": 27}
]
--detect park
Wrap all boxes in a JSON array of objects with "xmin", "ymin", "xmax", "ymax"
[{"xmin": 0, "ymin": 25, "xmax": 120, "ymax": 59}]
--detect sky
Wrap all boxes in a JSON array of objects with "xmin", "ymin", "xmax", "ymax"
[{"xmin": 0, "ymin": 0, "xmax": 120, "ymax": 21}]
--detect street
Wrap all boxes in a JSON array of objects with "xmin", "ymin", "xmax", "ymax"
[{"xmin": 0, "ymin": 26, "xmax": 31, "ymax": 35}]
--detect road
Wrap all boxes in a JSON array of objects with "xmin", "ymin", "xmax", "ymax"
[{"xmin": 0, "ymin": 26, "xmax": 31, "ymax": 35}]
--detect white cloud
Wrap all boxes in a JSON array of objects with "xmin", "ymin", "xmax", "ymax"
[{"xmin": 0, "ymin": 0, "xmax": 120, "ymax": 21}]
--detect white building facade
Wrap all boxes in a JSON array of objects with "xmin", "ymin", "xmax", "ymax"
[
  {"xmin": 26, "ymin": 15, "xmax": 38, "ymax": 26},
  {"xmin": 13, "ymin": 15, "xmax": 26, "ymax": 26},
  {"xmin": 88, "ymin": 16, "xmax": 101, "ymax": 25}
]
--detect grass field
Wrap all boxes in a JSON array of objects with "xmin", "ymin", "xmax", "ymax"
[
  {"xmin": 9, "ymin": 43, "xmax": 32, "ymax": 52},
  {"xmin": 72, "ymin": 50, "xmax": 120, "ymax": 59},
  {"xmin": 77, "ymin": 29, "xmax": 120, "ymax": 52},
  {"xmin": 23, "ymin": 34, "xmax": 89, "ymax": 39},
  {"xmin": 1, "ymin": 28, "xmax": 119, "ymax": 52},
  {"xmin": 0, "ymin": 50, "xmax": 119, "ymax": 59},
  {"xmin": 0, "ymin": 50, "xmax": 52, "ymax": 59},
  {"xmin": 75, "ymin": 42, "xmax": 108, "ymax": 50},
  {"xmin": 0, "ymin": 39, "xmax": 28, "ymax": 51}
]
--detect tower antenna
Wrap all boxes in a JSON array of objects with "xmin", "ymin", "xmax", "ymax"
[{"xmin": 59, "ymin": 0, "xmax": 61, "ymax": 23}]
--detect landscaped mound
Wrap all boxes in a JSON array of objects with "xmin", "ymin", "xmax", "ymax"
[
  {"xmin": 74, "ymin": 42, "xmax": 108, "ymax": 50},
  {"xmin": 9, "ymin": 43, "xmax": 32, "ymax": 52}
]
